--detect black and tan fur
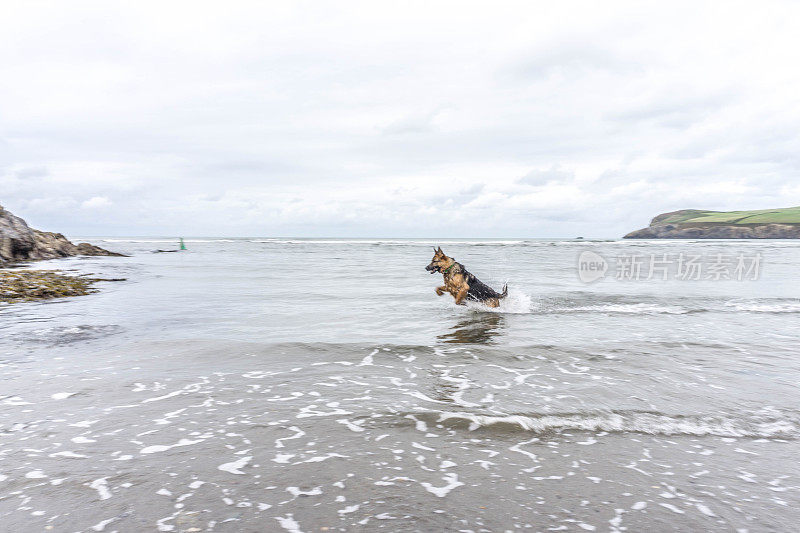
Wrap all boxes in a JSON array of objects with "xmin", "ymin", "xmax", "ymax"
[{"xmin": 426, "ymin": 247, "xmax": 508, "ymax": 308}]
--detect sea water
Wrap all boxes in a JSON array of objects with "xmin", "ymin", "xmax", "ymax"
[{"xmin": 0, "ymin": 238, "xmax": 798, "ymax": 531}]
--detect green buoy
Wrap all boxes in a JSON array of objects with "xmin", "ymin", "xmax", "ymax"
[{"xmin": 180, "ymin": 237, "xmax": 186, "ymax": 250}]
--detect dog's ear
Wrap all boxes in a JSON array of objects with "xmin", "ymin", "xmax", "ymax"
[
  {"xmin": 432, "ymin": 246, "xmax": 437, "ymax": 253},
  {"xmin": 437, "ymin": 246, "xmax": 443, "ymax": 254}
]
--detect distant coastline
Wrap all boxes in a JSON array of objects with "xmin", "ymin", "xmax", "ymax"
[{"xmin": 624, "ymin": 207, "xmax": 800, "ymax": 239}]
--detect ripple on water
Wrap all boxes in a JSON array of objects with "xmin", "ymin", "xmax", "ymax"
[
  {"xmin": 376, "ymin": 409, "xmax": 800, "ymax": 439},
  {"xmin": 11, "ymin": 324, "xmax": 124, "ymax": 345}
]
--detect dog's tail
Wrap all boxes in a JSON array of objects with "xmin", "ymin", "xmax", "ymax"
[{"xmin": 499, "ymin": 283, "xmax": 508, "ymax": 299}]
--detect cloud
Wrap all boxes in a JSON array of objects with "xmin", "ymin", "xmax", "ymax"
[
  {"xmin": 518, "ymin": 166, "xmax": 575, "ymax": 186},
  {"xmin": 81, "ymin": 196, "xmax": 112, "ymax": 209},
  {"xmin": 382, "ymin": 108, "xmax": 445, "ymax": 135},
  {"xmin": 15, "ymin": 166, "xmax": 49, "ymax": 180},
  {"xmin": 1, "ymin": 1, "xmax": 800, "ymax": 237},
  {"xmin": 512, "ymin": 42, "xmax": 641, "ymax": 80}
]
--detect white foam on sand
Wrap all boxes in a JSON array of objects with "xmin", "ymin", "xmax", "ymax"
[
  {"xmin": 296, "ymin": 453, "xmax": 349, "ymax": 463},
  {"xmin": 218, "ymin": 456, "xmax": 252, "ymax": 475},
  {"xmin": 420, "ymin": 473, "xmax": 464, "ymax": 497},
  {"xmin": 140, "ymin": 438, "xmax": 203, "ymax": 454},
  {"xmin": 70, "ymin": 420, "xmax": 99, "ymax": 428},
  {"xmin": 51, "ymin": 392, "xmax": 76, "ymax": 400},
  {"xmin": 337, "ymin": 418, "xmax": 366, "ymax": 432},
  {"xmin": 275, "ymin": 514, "xmax": 303, "ymax": 532},
  {"xmin": 286, "ymin": 486, "xmax": 323, "ymax": 497},
  {"xmin": 275, "ymin": 426, "xmax": 305, "ymax": 448},
  {"xmin": 659, "ymin": 503, "xmax": 685, "ymax": 514},
  {"xmin": 89, "ymin": 477, "xmax": 112, "ymax": 500},
  {"xmin": 338, "ymin": 504, "xmax": 360, "ymax": 515},
  {"xmin": 358, "ymin": 349, "xmax": 378, "ymax": 366},
  {"xmin": 695, "ymin": 503, "xmax": 717, "ymax": 517},
  {"xmin": 49, "ymin": 451, "xmax": 88, "ymax": 459},
  {"xmin": 91, "ymin": 517, "xmax": 118, "ymax": 531},
  {"xmin": 2, "ymin": 397, "xmax": 32, "ymax": 406}
]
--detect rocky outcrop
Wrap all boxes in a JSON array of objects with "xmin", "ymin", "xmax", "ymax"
[
  {"xmin": 0, "ymin": 205, "xmax": 123, "ymax": 265},
  {"xmin": 1, "ymin": 270, "xmax": 96, "ymax": 302},
  {"xmin": 624, "ymin": 212, "xmax": 800, "ymax": 239}
]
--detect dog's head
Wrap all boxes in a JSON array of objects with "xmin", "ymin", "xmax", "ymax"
[{"xmin": 426, "ymin": 246, "xmax": 452, "ymax": 274}]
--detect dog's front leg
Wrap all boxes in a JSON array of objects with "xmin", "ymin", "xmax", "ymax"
[
  {"xmin": 435, "ymin": 285, "xmax": 447, "ymax": 296},
  {"xmin": 454, "ymin": 286, "xmax": 469, "ymax": 305}
]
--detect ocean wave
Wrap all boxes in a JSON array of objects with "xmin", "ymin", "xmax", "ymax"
[
  {"xmin": 526, "ymin": 301, "xmax": 694, "ymax": 315},
  {"xmin": 97, "ymin": 239, "xmax": 237, "ymax": 243},
  {"xmin": 463, "ymin": 294, "xmax": 696, "ymax": 316},
  {"xmin": 727, "ymin": 301, "xmax": 800, "ymax": 313},
  {"xmin": 12, "ymin": 325, "xmax": 124, "ymax": 345},
  {"xmin": 531, "ymin": 297, "xmax": 800, "ymax": 316},
  {"xmin": 250, "ymin": 239, "xmax": 527, "ymax": 245},
  {"xmin": 411, "ymin": 409, "xmax": 798, "ymax": 439},
  {"xmin": 563, "ymin": 303, "xmax": 691, "ymax": 314}
]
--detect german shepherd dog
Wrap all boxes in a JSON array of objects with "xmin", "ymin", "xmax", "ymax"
[{"xmin": 426, "ymin": 247, "xmax": 508, "ymax": 308}]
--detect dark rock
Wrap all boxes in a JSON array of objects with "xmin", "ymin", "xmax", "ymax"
[{"xmin": 0, "ymin": 204, "xmax": 124, "ymax": 265}]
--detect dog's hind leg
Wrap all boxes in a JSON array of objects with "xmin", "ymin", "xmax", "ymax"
[
  {"xmin": 485, "ymin": 298, "xmax": 500, "ymax": 308},
  {"xmin": 454, "ymin": 286, "xmax": 469, "ymax": 305},
  {"xmin": 435, "ymin": 285, "xmax": 447, "ymax": 296}
]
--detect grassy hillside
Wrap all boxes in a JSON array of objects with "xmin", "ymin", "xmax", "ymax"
[{"xmin": 653, "ymin": 206, "xmax": 800, "ymax": 226}]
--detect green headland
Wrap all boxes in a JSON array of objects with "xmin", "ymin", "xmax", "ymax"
[{"xmin": 625, "ymin": 206, "xmax": 800, "ymax": 238}]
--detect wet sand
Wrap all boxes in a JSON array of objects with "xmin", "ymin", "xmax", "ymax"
[{"xmin": 1, "ymin": 338, "xmax": 797, "ymax": 532}]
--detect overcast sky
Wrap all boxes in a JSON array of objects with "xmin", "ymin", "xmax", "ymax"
[{"xmin": 2, "ymin": 1, "xmax": 800, "ymax": 237}]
